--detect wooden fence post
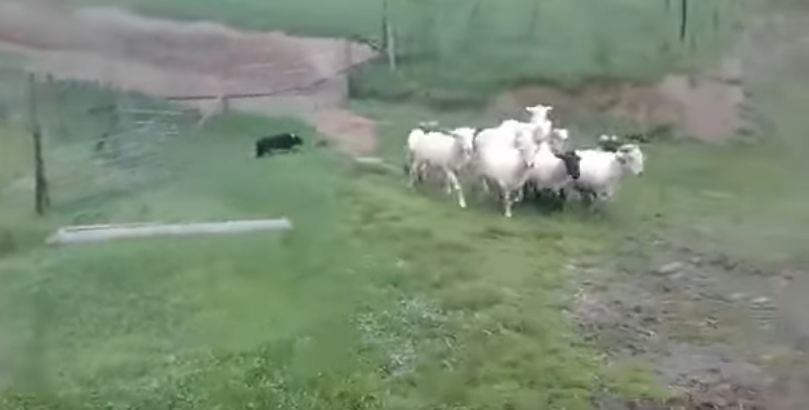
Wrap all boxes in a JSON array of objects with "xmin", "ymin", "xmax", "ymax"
[
  {"xmin": 386, "ymin": 21, "xmax": 397, "ymax": 71},
  {"xmin": 381, "ymin": 0, "xmax": 389, "ymax": 50},
  {"xmin": 28, "ymin": 73, "xmax": 50, "ymax": 215},
  {"xmin": 680, "ymin": 0, "xmax": 688, "ymax": 42},
  {"xmin": 95, "ymin": 95, "xmax": 118, "ymax": 152},
  {"xmin": 528, "ymin": 0, "xmax": 540, "ymax": 36}
]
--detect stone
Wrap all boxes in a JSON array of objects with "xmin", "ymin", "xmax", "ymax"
[{"xmin": 657, "ymin": 262, "xmax": 686, "ymax": 276}]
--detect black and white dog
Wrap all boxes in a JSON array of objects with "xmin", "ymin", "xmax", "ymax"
[{"xmin": 254, "ymin": 133, "xmax": 303, "ymax": 158}]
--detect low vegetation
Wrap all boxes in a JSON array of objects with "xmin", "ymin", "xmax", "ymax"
[{"xmin": 2, "ymin": 0, "xmax": 808, "ymax": 408}]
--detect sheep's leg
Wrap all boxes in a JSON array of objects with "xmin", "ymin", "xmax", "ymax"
[
  {"xmin": 576, "ymin": 187, "xmax": 594, "ymax": 208},
  {"xmin": 514, "ymin": 185, "xmax": 525, "ymax": 203},
  {"xmin": 590, "ymin": 193, "xmax": 608, "ymax": 215},
  {"xmin": 501, "ymin": 186, "xmax": 514, "ymax": 218},
  {"xmin": 523, "ymin": 181, "xmax": 535, "ymax": 202},
  {"xmin": 589, "ymin": 192, "xmax": 607, "ymax": 212},
  {"xmin": 445, "ymin": 170, "xmax": 467, "ymax": 208},
  {"xmin": 555, "ymin": 188, "xmax": 567, "ymax": 210},
  {"xmin": 407, "ymin": 160, "xmax": 421, "ymax": 188},
  {"xmin": 443, "ymin": 172, "xmax": 453, "ymax": 195},
  {"xmin": 479, "ymin": 178, "xmax": 491, "ymax": 198}
]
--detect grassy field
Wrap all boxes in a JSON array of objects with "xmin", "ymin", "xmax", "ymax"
[
  {"xmin": 2, "ymin": 0, "xmax": 808, "ymax": 408},
  {"xmin": 81, "ymin": 0, "xmax": 742, "ymax": 103},
  {"xmin": 0, "ymin": 79, "xmax": 640, "ymax": 409},
  {"xmin": 2, "ymin": 65, "xmax": 808, "ymax": 408}
]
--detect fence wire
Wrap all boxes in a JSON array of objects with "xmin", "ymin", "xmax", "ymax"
[{"xmin": 0, "ymin": 69, "xmax": 195, "ymax": 213}]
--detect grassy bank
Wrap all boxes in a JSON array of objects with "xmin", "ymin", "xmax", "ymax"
[{"xmin": 82, "ymin": 0, "xmax": 742, "ymax": 103}]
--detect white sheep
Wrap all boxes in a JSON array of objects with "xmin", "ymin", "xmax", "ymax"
[
  {"xmin": 597, "ymin": 134, "xmax": 621, "ymax": 152},
  {"xmin": 572, "ymin": 143, "xmax": 645, "ymax": 206},
  {"xmin": 472, "ymin": 123, "xmax": 538, "ymax": 218},
  {"xmin": 406, "ymin": 126, "xmax": 477, "ymax": 208},
  {"xmin": 523, "ymin": 128, "xmax": 581, "ymax": 205},
  {"xmin": 477, "ymin": 120, "xmax": 533, "ymax": 148},
  {"xmin": 525, "ymin": 104, "xmax": 554, "ymax": 143},
  {"xmin": 525, "ymin": 104, "xmax": 553, "ymax": 123}
]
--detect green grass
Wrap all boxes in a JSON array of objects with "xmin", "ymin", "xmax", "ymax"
[
  {"xmin": 359, "ymin": 93, "xmax": 809, "ymax": 269},
  {"xmin": 3, "ymin": 1, "xmax": 808, "ymax": 406},
  {"xmin": 3, "ymin": 35, "xmax": 809, "ymax": 405},
  {"xmin": 0, "ymin": 95, "xmax": 616, "ymax": 409}
]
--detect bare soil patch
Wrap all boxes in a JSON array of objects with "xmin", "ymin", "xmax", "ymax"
[
  {"xmin": 572, "ymin": 237, "xmax": 809, "ymax": 410},
  {"xmin": 489, "ymin": 56, "xmax": 749, "ymax": 142},
  {"xmin": 306, "ymin": 109, "xmax": 377, "ymax": 156},
  {"xmin": 0, "ymin": 2, "xmax": 379, "ymax": 155}
]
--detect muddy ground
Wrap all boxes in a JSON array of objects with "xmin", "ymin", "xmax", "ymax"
[{"xmin": 572, "ymin": 231, "xmax": 809, "ymax": 409}]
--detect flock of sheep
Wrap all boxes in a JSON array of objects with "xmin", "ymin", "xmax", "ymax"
[{"xmin": 405, "ymin": 104, "xmax": 646, "ymax": 217}]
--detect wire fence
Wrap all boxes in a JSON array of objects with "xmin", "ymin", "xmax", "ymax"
[
  {"xmin": 0, "ymin": 69, "xmax": 198, "ymax": 215},
  {"xmin": 310, "ymin": 0, "xmax": 745, "ymax": 106}
]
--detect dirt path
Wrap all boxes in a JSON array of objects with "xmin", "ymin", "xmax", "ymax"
[
  {"xmin": 570, "ymin": 8, "xmax": 809, "ymax": 410},
  {"xmin": 0, "ymin": 2, "xmax": 379, "ymax": 156},
  {"xmin": 573, "ymin": 240, "xmax": 809, "ymax": 409}
]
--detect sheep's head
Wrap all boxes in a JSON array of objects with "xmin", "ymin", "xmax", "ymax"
[
  {"xmin": 556, "ymin": 150, "xmax": 581, "ymax": 180},
  {"xmin": 597, "ymin": 134, "xmax": 621, "ymax": 152},
  {"xmin": 616, "ymin": 144, "xmax": 645, "ymax": 175},
  {"xmin": 525, "ymin": 104, "xmax": 553, "ymax": 121},
  {"xmin": 515, "ymin": 139, "xmax": 540, "ymax": 169},
  {"xmin": 553, "ymin": 128, "xmax": 569, "ymax": 141},
  {"xmin": 598, "ymin": 134, "xmax": 617, "ymax": 144},
  {"xmin": 418, "ymin": 120, "xmax": 440, "ymax": 130},
  {"xmin": 451, "ymin": 127, "xmax": 478, "ymax": 157}
]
